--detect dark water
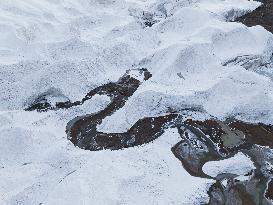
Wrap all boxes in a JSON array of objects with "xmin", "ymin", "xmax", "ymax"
[{"xmin": 27, "ymin": 70, "xmax": 273, "ymax": 205}]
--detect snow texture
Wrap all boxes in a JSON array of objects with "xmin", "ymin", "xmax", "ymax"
[
  {"xmin": 0, "ymin": 0, "xmax": 272, "ymax": 204},
  {"xmin": 202, "ymin": 152, "xmax": 255, "ymax": 178}
]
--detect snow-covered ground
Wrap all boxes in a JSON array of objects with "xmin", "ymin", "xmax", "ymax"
[
  {"xmin": 1, "ymin": 0, "xmax": 273, "ymax": 204},
  {"xmin": 0, "ymin": 107, "xmax": 213, "ymax": 204}
]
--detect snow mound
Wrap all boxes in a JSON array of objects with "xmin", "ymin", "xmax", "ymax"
[{"xmin": 202, "ymin": 152, "xmax": 255, "ymax": 178}]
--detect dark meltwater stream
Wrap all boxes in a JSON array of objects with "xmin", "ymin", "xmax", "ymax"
[{"xmin": 27, "ymin": 69, "xmax": 273, "ymax": 205}]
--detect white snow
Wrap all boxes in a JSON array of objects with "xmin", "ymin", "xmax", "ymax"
[
  {"xmin": 0, "ymin": 0, "xmax": 272, "ymax": 204},
  {"xmin": 0, "ymin": 113, "xmax": 214, "ymax": 204},
  {"xmin": 202, "ymin": 152, "xmax": 255, "ymax": 178}
]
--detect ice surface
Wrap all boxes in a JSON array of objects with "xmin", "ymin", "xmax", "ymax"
[{"xmin": 202, "ymin": 152, "xmax": 255, "ymax": 178}]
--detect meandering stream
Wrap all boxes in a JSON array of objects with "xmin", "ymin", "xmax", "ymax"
[{"xmin": 26, "ymin": 69, "xmax": 273, "ymax": 204}]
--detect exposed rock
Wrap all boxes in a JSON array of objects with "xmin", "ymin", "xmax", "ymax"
[
  {"xmin": 237, "ymin": 0, "xmax": 273, "ymax": 34},
  {"xmin": 266, "ymin": 179, "xmax": 273, "ymax": 202}
]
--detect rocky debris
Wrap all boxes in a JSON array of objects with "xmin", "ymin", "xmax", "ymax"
[
  {"xmin": 25, "ymin": 87, "xmax": 70, "ymax": 112},
  {"xmin": 208, "ymin": 179, "xmax": 256, "ymax": 205},
  {"xmin": 172, "ymin": 125, "xmax": 220, "ymax": 178},
  {"xmin": 236, "ymin": 0, "xmax": 273, "ymax": 34},
  {"xmin": 142, "ymin": 12, "xmax": 159, "ymax": 27},
  {"xmin": 175, "ymin": 120, "xmax": 273, "ymax": 205},
  {"xmin": 129, "ymin": 8, "xmax": 159, "ymax": 28}
]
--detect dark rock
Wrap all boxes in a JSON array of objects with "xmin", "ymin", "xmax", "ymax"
[
  {"xmin": 266, "ymin": 179, "xmax": 273, "ymax": 202},
  {"xmin": 237, "ymin": 0, "xmax": 273, "ymax": 34}
]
